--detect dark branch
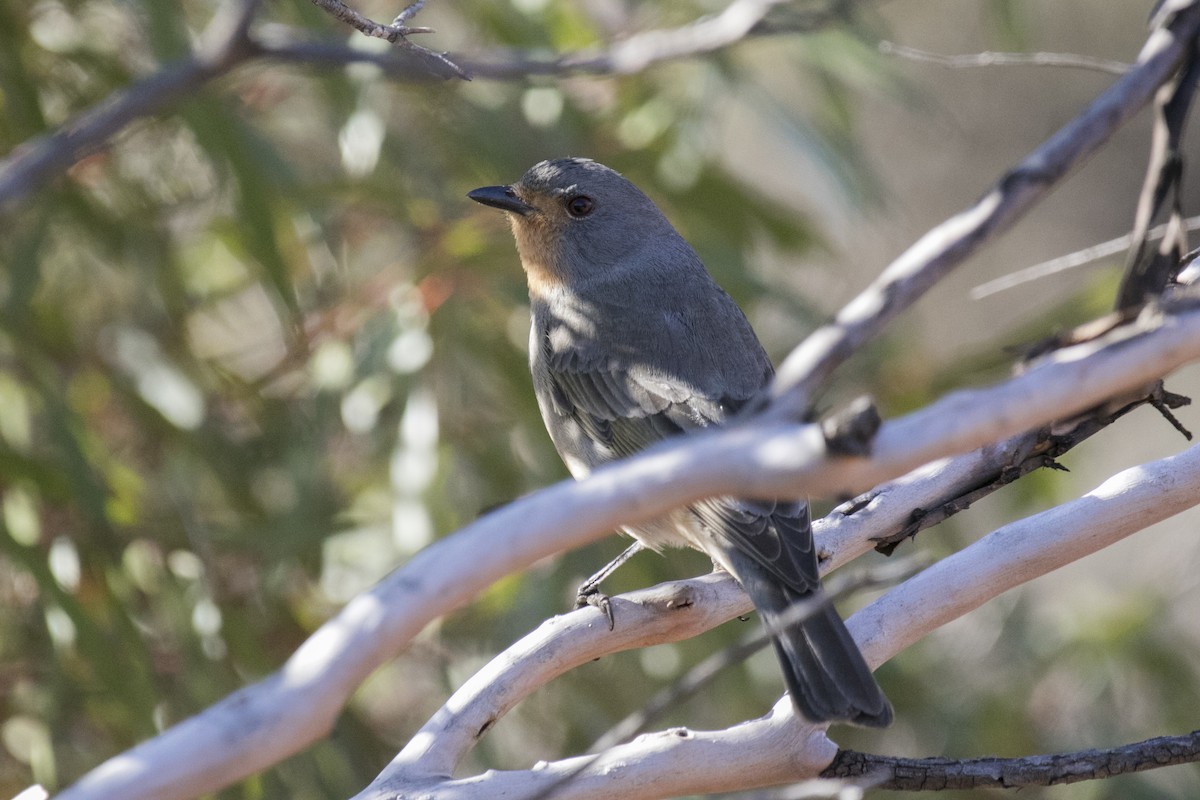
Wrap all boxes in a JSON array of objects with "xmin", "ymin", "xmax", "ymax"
[
  {"xmin": 822, "ymin": 730, "xmax": 1200, "ymax": 790},
  {"xmin": 307, "ymin": 0, "xmax": 433, "ymax": 39},
  {"xmin": 869, "ymin": 382, "xmax": 1191, "ymax": 554},
  {"xmin": 1116, "ymin": 21, "xmax": 1200, "ymax": 309}
]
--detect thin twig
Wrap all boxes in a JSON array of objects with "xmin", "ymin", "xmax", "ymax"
[
  {"xmin": 306, "ymin": 0, "xmax": 469, "ymax": 78},
  {"xmin": 472, "ymin": 0, "xmax": 789, "ymax": 78},
  {"xmin": 970, "ymin": 215, "xmax": 1200, "ymax": 299},
  {"xmin": 879, "ymin": 40, "xmax": 1131, "ymax": 76},
  {"xmin": 393, "ymin": 0, "xmax": 426, "ymax": 26},
  {"xmin": 307, "ymin": 0, "xmax": 434, "ymax": 39}
]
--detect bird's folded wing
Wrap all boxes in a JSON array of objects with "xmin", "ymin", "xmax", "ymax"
[
  {"xmin": 544, "ymin": 354, "xmax": 820, "ymax": 596},
  {"xmin": 542, "ymin": 351, "xmax": 726, "ymax": 454},
  {"xmin": 691, "ymin": 497, "xmax": 819, "ymax": 595}
]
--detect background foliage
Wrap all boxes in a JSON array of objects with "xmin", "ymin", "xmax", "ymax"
[{"xmin": 2, "ymin": 1, "xmax": 1200, "ymax": 798}]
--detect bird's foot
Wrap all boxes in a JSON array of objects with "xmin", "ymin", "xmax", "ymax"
[
  {"xmin": 575, "ymin": 585, "xmax": 615, "ymax": 630},
  {"xmin": 571, "ymin": 541, "xmax": 645, "ymax": 630}
]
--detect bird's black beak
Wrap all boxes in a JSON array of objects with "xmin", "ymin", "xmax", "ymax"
[{"xmin": 467, "ymin": 185, "xmax": 536, "ymax": 216}]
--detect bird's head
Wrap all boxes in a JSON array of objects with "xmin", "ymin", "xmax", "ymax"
[{"xmin": 468, "ymin": 158, "xmax": 684, "ymax": 296}]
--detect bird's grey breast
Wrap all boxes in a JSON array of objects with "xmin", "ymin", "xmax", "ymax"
[{"xmin": 528, "ymin": 295, "xmax": 612, "ymax": 478}]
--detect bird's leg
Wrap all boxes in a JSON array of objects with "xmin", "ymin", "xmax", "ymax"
[
  {"xmin": 707, "ymin": 560, "xmax": 750, "ymax": 620},
  {"xmin": 575, "ymin": 541, "xmax": 645, "ymax": 630}
]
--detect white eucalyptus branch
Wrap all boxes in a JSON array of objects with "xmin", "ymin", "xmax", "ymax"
[
  {"xmin": 361, "ymin": 696, "xmax": 834, "ymax": 800},
  {"xmin": 353, "ymin": 439, "xmax": 1200, "ymax": 800},
  {"xmin": 851, "ymin": 438, "xmax": 1200, "ymax": 667},
  {"xmin": 389, "ymin": 573, "xmax": 753, "ymax": 780}
]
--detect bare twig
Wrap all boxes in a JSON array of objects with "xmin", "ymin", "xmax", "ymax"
[
  {"xmin": 305, "ymin": 0, "xmax": 469, "ymax": 79},
  {"xmin": 865, "ymin": 383, "xmax": 1190, "ymax": 554},
  {"xmin": 272, "ymin": 0, "xmax": 847, "ymax": 80},
  {"xmin": 307, "ymin": 0, "xmax": 433, "ymax": 39},
  {"xmin": 466, "ymin": 0, "xmax": 791, "ymax": 78},
  {"xmin": 393, "ymin": 0, "xmax": 426, "ymax": 26},
  {"xmin": 762, "ymin": 2, "xmax": 1200, "ymax": 418},
  {"xmin": 879, "ymin": 40, "xmax": 1131, "ymax": 75},
  {"xmin": 824, "ymin": 730, "xmax": 1200, "ymax": 789},
  {"xmin": 970, "ymin": 214, "xmax": 1200, "ymax": 299},
  {"xmin": 253, "ymin": 2, "xmax": 834, "ymax": 81}
]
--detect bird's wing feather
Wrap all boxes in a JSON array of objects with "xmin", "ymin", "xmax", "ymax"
[
  {"xmin": 690, "ymin": 497, "xmax": 819, "ymax": 594},
  {"xmin": 539, "ymin": 314, "xmax": 818, "ymax": 595}
]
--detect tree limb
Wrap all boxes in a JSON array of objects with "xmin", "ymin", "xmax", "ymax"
[{"xmin": 824, "ymin": 730, "xmax": 1200, "ymax": 790}]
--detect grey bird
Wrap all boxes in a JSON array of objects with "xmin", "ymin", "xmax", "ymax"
[{"xmin": 468, "ymin": 158, "xmax": 892, "ymax": 727}]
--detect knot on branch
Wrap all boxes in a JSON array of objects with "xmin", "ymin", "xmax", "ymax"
[{"xmin": 821, "ymin": 396, "xmax": 881, "ymax": 457}]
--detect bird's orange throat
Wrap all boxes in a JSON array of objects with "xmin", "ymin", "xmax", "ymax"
[{"xmin": 509, "ymin": 214, "xmax": 567, "ymax": 298}]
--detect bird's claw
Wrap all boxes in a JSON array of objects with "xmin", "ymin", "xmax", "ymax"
[{"xmin": 576, "ymin": 587, "xmax": 615, "ymax": 630}]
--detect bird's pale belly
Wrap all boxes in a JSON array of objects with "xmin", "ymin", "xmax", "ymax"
[
  {"xmin": 561, "ymin": 449, "xmax": 710, "ymax": 554},
  {"xmin": 622, "ymin": 511, "xmax": 704, "ymax": 552}
]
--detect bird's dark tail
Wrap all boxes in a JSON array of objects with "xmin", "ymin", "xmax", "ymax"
[{"xmin": 730, "ymin": 553, "xmax": 893, "ymax": 727}]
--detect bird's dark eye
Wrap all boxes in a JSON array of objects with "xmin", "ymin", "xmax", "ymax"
[{"xmin": 565, "ymin": 195, "xmax": 595, "ymax": 218}]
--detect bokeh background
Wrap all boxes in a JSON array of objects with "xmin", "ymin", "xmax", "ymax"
[{"xmin": 3, "ymin": 1, "xmax": 1200, "ymax": 798}]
